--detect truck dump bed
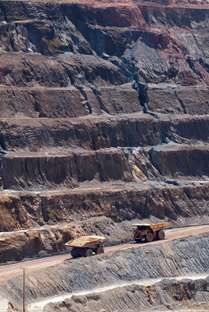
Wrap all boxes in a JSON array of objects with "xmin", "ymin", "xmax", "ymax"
[
  {"xmin": 132, "ymin": 223, "xmax": 169, "ymax": 231},
  {"xmin": 66, "ymin": 235, "xmax": 106, "ymax": 248}
]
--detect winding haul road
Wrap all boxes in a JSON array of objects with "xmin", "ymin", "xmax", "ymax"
[{"xmin": 0, "ymin": 224, "xmax": 209, "ymax": 283}]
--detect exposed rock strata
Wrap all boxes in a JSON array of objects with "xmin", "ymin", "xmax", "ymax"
[
  {"xmin": 0, "ymin": 0, "xmax": 209, "ymax": 262},
  {"xmin": 43, "ymin": 276, "xmax": 209, "ymax": 312},
  {"xmin": 3, "ymin": 233, "xmax": 209, "ymax": 310},
  {"xmin": 1, "ymin": 2, "xmax": 209, "ymax": 312}
]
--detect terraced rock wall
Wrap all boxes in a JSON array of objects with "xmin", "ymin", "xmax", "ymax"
[{"xmin": 1, "ymin": 0, "xmax": 209, "ymax": 261}]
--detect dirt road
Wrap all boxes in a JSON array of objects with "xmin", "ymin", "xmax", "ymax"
[{"xmin": 0, "ymin": 224, "xmax": 209, "ymax": 283}]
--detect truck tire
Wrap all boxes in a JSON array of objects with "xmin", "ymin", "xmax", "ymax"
[
  {"xmin": 96, "ymin": 246, "xmax": 104, "ymax": 255},
  {"xmin": 71, "ymin": 248, "xmax": 82, "ymax": 258},
  {"xmin": 157, "ymin": 230, "xmax": 165, "ymax": 240},
  {"xmin": 145, "ymin": 232, "xmax": 154, "ymax": 243},
  {"xmin": 84, "ymin": 248, "xmax": 93, "ymax": 257}
]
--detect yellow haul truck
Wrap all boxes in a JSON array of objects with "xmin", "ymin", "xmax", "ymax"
[
  {"xmin": 66, "ymin": 235, "xmax": 106, "ymax": 258},
  {"xmin": 133, "ymin": 223, "xmax": 169, "ymax": 243},
  {"xmin": 66, "ymin": 223, "xmax": 169, "ymax": 258}
]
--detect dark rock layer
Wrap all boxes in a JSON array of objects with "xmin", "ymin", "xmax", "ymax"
[{"xmin": 1, "ymin": 0, "xmax": 209, "ymax": 261}]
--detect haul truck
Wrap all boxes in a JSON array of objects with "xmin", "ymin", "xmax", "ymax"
[
  {"xmin": 66, "ymin": 235, "xmax": 106, "ymax": 258},
  {"xmin": 66, "ymin": 223, "xmax": 168, "ymax": 258},
  {"xmin": 133, "ymin": 223, "xmax": 169, "ymax": 243}
]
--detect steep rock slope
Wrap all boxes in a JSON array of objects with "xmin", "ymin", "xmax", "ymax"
[
  {"xmin": 44, "ymin": 277, "xmax": 209, "ymax": 312},
  {"xmin": 2, "ymin": 232, "xmax": 209, "ymax": 311},
  {"xmin": 0, "ymin": 0, "xmax": 209, "ymax": 260}
]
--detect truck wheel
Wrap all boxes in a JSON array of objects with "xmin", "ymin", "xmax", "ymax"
[
  {"xmin": 145, "ymin": 232, "xmax": 154, "ymax": 243},
  {"xmin": 84, "ymin": 248, "xmax": 93, "ymax": 257},
  {"xmin": 96, "ymin": 246, "xmax": 104, "ymax": 255},
  {"xmin": 157, "ymin": 230, "xmax": 165, "ymax": 240},
  {"xmin": 71, "ymin": 248, "xmax": 81, "ymax": 258},
  {"xmin": 135, "ymin": 238, "xmax": 142, "ymax": 243}
]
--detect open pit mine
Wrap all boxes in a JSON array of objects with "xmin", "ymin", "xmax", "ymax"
[{"xmin": 0, "ymin": 0, "xmax": 209, "ymax": 311}]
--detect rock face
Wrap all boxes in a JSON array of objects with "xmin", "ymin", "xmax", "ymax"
[
  {"xmin": 1, "ymin": 0, "xmax": 209, "ymax": 261},
  {"xmin": 3, "ymin": 233, "xmax": 209, "ymax": 311},
  {"xmin": 43, "ymin": 277, "xmax": 209, "ymax": 312}
]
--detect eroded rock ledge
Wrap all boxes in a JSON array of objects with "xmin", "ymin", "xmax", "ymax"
[{"xmin": 0, "ymin": 0, "xmax": 209, "ymax": 263}]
